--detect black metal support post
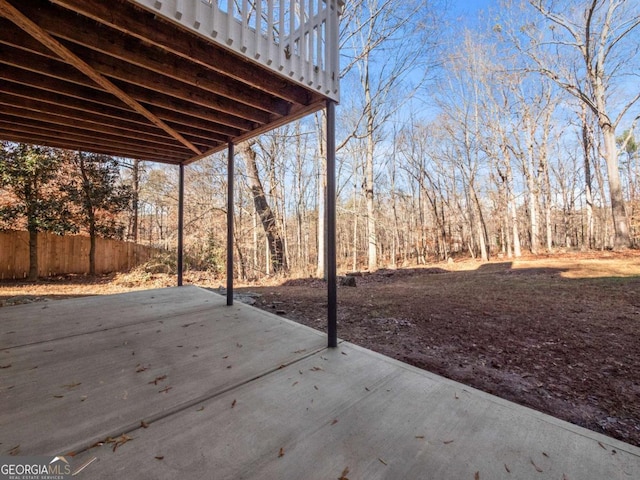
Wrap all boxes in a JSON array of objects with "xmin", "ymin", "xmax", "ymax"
[
  {"xmin": 326, "ymin": 100, "xmax": 337, "ymax": 347},
  {"xmin": 227, "ymin": 142, "xmax": 234, "ymax": 306},
  {"xmin": 177, "ymin": 162, "xmax": 184, "ymax": 287}
]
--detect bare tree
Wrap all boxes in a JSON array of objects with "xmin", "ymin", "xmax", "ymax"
[
  {"xmin": 339, "ymin": 0, "xmax": 441, "ymax": 270},
  {"xmin": 518, "ymin": 0, "xmax": 640, "ymax": 248},
  {"xmin": 240, "ymin": 141, "xmax": 287, "ymax": 274}
]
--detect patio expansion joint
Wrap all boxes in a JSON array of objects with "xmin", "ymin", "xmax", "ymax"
[
  {"xmin": 64, "ymin": 344, "xmax": 330, "ymax": 458},
  {"xmin": 1, "ymin": 303, "xmax": 223, "ymax": 351}
]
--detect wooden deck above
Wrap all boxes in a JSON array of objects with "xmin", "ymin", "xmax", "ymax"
[{"xmin": 0, "ymin": 0, "xmax": 340, "ymax": 164}]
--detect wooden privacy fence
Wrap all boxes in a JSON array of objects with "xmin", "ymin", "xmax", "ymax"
[{"xmin": 0, "ymin": 230, "xmax": 156, "ymax": 279}]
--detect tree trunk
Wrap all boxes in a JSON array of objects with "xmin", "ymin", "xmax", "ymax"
[
  {"xmin": 363, "ymin": 64, "xmax": 377, "ymax": 271},
  {"xmin": 540, "ymin": 112, "xmax": 553, "ymax": 252},
  {"xmin": 78, "ymin": 154, "xmax": 97, "ymax": 276},
  {"xmin": 352, "ymin": 175, "xmax": 358, "ymax": 272},
  {"xmin": 241, "ymin": 143, "xmax": 286, "ymax": 273},
  {"xmin": 365, "ymin": 128, "xmax": 377, "ymax": 271},
  {"xmin": 28, "ymin": 228, "xmax": 38, "ymax": 280},
  {"xmin": 525, "ymin": 125, "xmax": 539, "ymax": 254},
  {"xmin": 582, "ymin": 109, "xmax": 595, "ymax": 249},
  {"xmin": 89, "ymin": 218, "xmax": 96, "ymax": 276},
  {"xmin": 131, "ymin": 159, "xmax": 139, "ymax": 242},
  {"xmin": 602, "ymin": 123, "xmax": 630, "ymax": 248},
  {"xmin": 315, "ymin": 112, "xmax": 326, "ymax": 278}
]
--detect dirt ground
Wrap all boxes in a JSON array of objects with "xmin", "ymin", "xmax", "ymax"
[
  {"xmin": 241, "ymin": 252, "xmax": 640, "ymax": 448},
  {"xmin": 1, "ymin": 252, "xmax": 639, "ymax": 447}
]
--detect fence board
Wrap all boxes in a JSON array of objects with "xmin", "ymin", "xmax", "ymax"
[{"xmin": 0, "ymin": 231, "xmax": 156, "ymax": 279}]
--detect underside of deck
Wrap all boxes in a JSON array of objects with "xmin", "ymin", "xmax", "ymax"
[
  {"xmin": 0, "ymin": 0, "xmax": 331, "ymax": 164},
  {"xmin": 1, "ymin": 287, "xmax": 638, "ymax": 479}
]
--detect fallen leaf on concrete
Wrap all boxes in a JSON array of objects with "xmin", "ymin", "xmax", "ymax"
[
  {"xmin": 378, "ymin": 458, "xmax": 387, "ymax": 466},
  {"xmin": 310, "ymin": 366, "xmax": 324, "ymax": 371},
  {"xmin": 231, "ymin": 399, "xmax": 237, "ymax": 408},
  {"xmin": 140, "ymin": 421, "xmax": 149, "ymax": 428},
  {"xmin": 8, "ymin": 445, "xmax": 20, "ymax": 456},
  {"xmin": 278, "ymin": 447, "xmax": 285, "ymax": 458},
  {"xmin": 530, "ymin": 459, "xmax": 543, "ymax": 472},
  {"xmin": 196, "ymin": 406, "xmax": 205, "ymax": 412},
  {"xmin": 504, "ymin": 464, "xmax": 510, "ymax": 473},
  {"xmin": 331, "ymin": 419, "xmax": 338, "ymax": 425},
  {"xmin": 597, "ymin": 441, "xmax": 606, "ymax": 450},
  {"xmin": 0, "ymin": 364, "xmax": 11, "ymax": 369},
  {"xmin": 155, "ymin": 456, "xmax": 164, "ymax": 460},
  {"xmin": 63, "ymin": 382, "xmax": 81, "ymax": 389},
  {"xmin": 443, "ymin": 440, "xmax": 454, "ymax": 444},
  {"xmin": 474, "ymin": 472, "xmax": 480, "ymax": 480},
  {"xmin": 148, "ymin": 375, "xmax": 167, "ymax": 385},
  {"xmin": 338, "ymin": 466, "xmax": 350, "ymax": 480},
  {"xmin": 415, "ymin": 436, "xmax": 425, "ymax": 439},
  {"xmin": 109, "ymin": 434, "xmax": 133, "ymax": 452},
  {"xmin": 53, "ymin": 395, "xmax": 64, "ymax": 398},
  {"xmin": 135, "ymin": 364, "xmax": 149, "ymax": 373}
]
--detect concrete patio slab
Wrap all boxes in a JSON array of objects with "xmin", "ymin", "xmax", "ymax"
[
  {"xmin": 1, "ymin": 286, "xmax": 639, "ymax": 479},
  {"xmin": 0, "ymin": 287, "xmax": 326, "ymax": 456}
]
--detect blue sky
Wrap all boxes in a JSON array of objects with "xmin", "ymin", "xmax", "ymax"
[
  {"xmin": 450, "ymin": 0, "xmax": 494, "ymax": 14},
  {"xmin": 447, "ymin": 0, "xmax": 495, "ymax": 27}
]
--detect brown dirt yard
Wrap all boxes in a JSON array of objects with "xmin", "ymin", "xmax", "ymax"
[{"xmin": 1, "ymin": 252, "xmax": 639, "ymax": 447}]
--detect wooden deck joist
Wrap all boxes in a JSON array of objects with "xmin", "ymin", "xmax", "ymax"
[{"xmin": 0, "ymin": 0, "xmax": 328, "ymax": 164}]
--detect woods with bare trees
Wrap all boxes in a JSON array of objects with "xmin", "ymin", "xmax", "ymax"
[{"xmin": 1, "ymin": 0, "xmax": 639, "ymax": 280}]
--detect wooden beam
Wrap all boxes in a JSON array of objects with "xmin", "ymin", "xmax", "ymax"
[
  {"xmin": 0, "ymin": 82, "xmax": 155, "ymax": 132},
  {"xmin": 0, "ymin": 86, "xmax": 226, "ymax": 147},
  {"xmin": 0, "ymin": 22, "xmax": 275, "ymax": 125},
  {"xmin": 51, "ymin": 0, "xmax": 315, "ymax": 106},
  {"xmin": 0, "ymin": 130, "xmax": 188, "ymax": 164},
  {"xmin": 0, "ymin": 0, "xmax": 201, "ymax": 155},
  {"xmin": 185, "ymin": 102, "xmax": 326, "ymax": 164},
  {"xmin": 16, "ymin": 1, "xmax": 291, "ymax": 117},
  {"xmin": 0, "ymin": 122, "xmax": 192, "ymax": 160},
  {"xmin": 0, "ymin": 45, "xmax": 255, "ymax": 133},
  {"xmin": 0, "ymin": 107, "xmax": 214, "ymax": 150},
  {"xmin": 60, "ymin": 41, "xmax": 275, "ymax": 125}
]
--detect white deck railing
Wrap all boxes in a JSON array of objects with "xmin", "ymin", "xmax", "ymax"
[{"xmin": 132, "ymin": 0, "xmax": 342, "ymax": 101}]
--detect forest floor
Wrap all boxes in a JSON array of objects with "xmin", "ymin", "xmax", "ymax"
[{"xmin": 1, "ymin": 251, "xmax": 639, "ymax": 447}]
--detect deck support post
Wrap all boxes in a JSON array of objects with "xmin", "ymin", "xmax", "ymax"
[
  {"xmin": 327, "ymin": 100, "xmax": 337, "ymax": 348},
  {"xmin": 227, "ymin": 142, "xmax": 234, "ymax": 306},
  {"xmin": 177, "ymin": 162, "xmax": 184, "ymax": 286}
]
